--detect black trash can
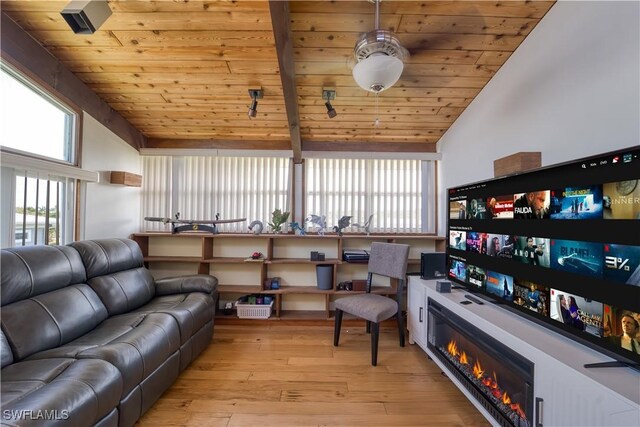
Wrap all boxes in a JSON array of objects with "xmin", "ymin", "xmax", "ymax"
[{"xmin": 316, "ymin": 264, "xmax": 333, "ymax": 290}]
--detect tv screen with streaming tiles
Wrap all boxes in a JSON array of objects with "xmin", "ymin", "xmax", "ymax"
[{"xmin": 447, "ymin": 146, "xmax": 640, "ymax": 367}]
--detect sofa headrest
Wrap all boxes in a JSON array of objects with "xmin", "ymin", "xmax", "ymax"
[
  {"xmin": 1, "ymin": 245, "xmax": 86, "ymax": 306},
  {"xmin": 69, "ymin": 239, "xmax": 144, "ymax": 279}
]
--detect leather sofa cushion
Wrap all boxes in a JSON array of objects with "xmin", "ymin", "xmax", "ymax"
[
  {"xmin": 1, "ymin": 245, "xmax": 86, "ymax": 306},
  {"xmin": 131, "ymin": 292, "xmax": 215, "ymax": 345},
  {"xmin": 1, "ymin": 284, "xmax": 108, "ymax": 361},
  {"xmin": 1, "ymin": 330, "xmax": 13, "ymax": 368},
  {"xmin": 87, "ymin": 267, "xmax": 156, "ymax": 316},
  {"xmin": 1, "ymin": 358, "xmax": 121, "ymax": 426},
  {"xmin": 70, "ymin": 239, "xmax": 144, "ymax": 280},
  {"xmin": 29, "ymin": 312, "xmax": 180, "ymax": 397}
]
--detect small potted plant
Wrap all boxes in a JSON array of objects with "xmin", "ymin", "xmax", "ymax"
[{"xmin": 269, "ymin": 208, "xmax": 290, "ymax": 233}]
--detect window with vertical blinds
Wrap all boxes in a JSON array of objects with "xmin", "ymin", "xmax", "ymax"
[
  {"xmin": 305, "ymin": 159, "xmax": 434, "ymax": 233},
  {"xmin": 141, "ymin": 156, "xmax": 292, "ymax": 233}
]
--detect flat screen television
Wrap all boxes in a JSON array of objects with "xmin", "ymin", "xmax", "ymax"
[{"xmin": 446, "ymin": 147, "xmax": 640, "ymax": 368}]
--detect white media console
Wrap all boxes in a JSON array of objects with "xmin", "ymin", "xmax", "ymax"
[{"xmin": 408, "ymin": 277, "xmax": 640, "ymax": 427}]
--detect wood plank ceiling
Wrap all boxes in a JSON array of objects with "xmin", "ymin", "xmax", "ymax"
[{"xmin": 1, "ymin": 1, "xmax": 554, "ymax": 161}]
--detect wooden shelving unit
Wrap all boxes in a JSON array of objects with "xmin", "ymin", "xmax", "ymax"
[{"xmin": 131, "ymin": 232, "xmax": 445, "ymax": 320}]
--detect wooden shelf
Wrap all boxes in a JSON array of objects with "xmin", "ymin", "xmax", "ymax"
[
  {"xmin": 133, "ymin": 232, "xmax": 444, "ymax": 320},
  {"xmin": 144, "ymin": 256, "xmax": 202, "ymax": 263},
  {"xmin": 267, "ymin": 258, "xmax": 341, "ymax": 264},
  {"xmin": 261, "ymin": 285, "xmax": 333, "ymax": 295},
  {"xmin": 218, "ymin": 285, "xmax": 262, "ymax": 294},
  {"xmin": 202, "ymin": 257, "xmax": 262, "ymax": 264}
]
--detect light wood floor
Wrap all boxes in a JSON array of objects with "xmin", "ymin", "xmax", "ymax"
[{"xmin": 137, "ymin": 324, "xmax": 491, "ymax": 427}]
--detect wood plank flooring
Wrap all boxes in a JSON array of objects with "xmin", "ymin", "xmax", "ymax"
[{"xmin": 137, "ymin": 324, "xmax": 491, "ymax": 427}]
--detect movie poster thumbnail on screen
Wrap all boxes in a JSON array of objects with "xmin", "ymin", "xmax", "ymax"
[
  {"xmin": 449, "ymin": 229, "xmax": 466, "ymax": 251},
  {"xmin": 466, "ymin": 232, "xmax": 486, "ymax": 254},
  {"xmin": 449, "ymin": 198, "xmax": 467, "ymax": 220},
  {"xmin": 485, "ymin": 270, "xmax": 514, "ymax": 302},
  {"xmin": 448, "ymin": 256, "xmax": 467, "ymax": 282},
  {"xmin": 549, "ymin": 185, "xmax": 603, "ymax": 220},
  {"xmin": 466, "ymin": 198, "xmax": 487, "ymax": 219},
  {"xmin": 514, "ymin": 279, "xmax": 549, "ymax": 316},
  {"xmin": 603, "ymin": 306, "xmax": 640, "ymax": 355},
  {"xmin": 550, "ymin": 239, "xmax": 603, "ymax": 278},
  {"xmin": 550, "ymin": 289, "xmax": 603, "ymax": 338},
  {"xmin": 603, "ymin": 180, "xmax": 640, "ymax": 220},
  {"xmin": 513, "ymin": 236, "xmax": 551, "ymax": 268},
  {"xmin": 604, "ymin": 244, "xmax": 640, "ymax": 286},
  {"xmin": 485, "ymin": 234, "xmax": 515, "ymax": 259},
  {"xmin": 486, "ymin": 195, "xmax": 514, "ymax": 219},
  {"xmin": 466, "ymin": 264, "xmax": 486, "ymax": 289},
  {"xmin": 513, "ymin": 191, "xmax": 551, "ymax": 219}
]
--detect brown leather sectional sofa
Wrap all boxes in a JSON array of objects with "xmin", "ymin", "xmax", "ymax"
[{"xmin": 0, "ymin": 238, "xmax": 217, "ymax": 426}]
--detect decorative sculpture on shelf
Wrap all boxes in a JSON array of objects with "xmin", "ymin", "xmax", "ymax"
[
  {"xmin": 248, "ymin": 220, "xmax": 264, "ymax": 235},
  {"xmin": 352, "ymin": 214, "xmax": 374, "ymax": 236},
  {"xmin": 306, "ymin": 214, "xmax": 327, "ymax": 236},
  {"xmin": 268, "ymin": 208, "xmax": 290, "ymax": 233},
  {"xmin": 289, "ymin": 222, "xmax": 306, "ymax": 236},
  {"xmin": 332, "ymin": 215, "xmax": 352, "ymax": 236}
]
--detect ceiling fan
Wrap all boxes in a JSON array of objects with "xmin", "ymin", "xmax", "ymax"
[{"xmin": 351, "ymin": 0, "xmax": 409, "ymax": 94}]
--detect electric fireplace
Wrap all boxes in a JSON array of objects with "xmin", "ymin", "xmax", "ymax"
[{"xmin": 428, "ymin": 298, "xmax": 535, "ymax": 427}]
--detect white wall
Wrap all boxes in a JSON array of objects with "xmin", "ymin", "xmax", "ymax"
[
  {"xmin": 81, "ymin": 113, "xmax": 141, "ymax": 239},
  {"xmin": 439, "ymin": 1, "xmax": 639, "ymax": 211}
]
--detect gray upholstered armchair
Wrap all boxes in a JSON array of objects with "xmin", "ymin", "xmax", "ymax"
[{"xmin": 333, "ymin": 242, "xmax": 410, "ymax": 366}]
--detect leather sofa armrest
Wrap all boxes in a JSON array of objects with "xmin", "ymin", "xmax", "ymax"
[{"xmin": 155, "ymin": 275, "xmax": 218, "ymax": 296}]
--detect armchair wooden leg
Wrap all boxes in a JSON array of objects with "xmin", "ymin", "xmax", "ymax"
[
  {"xmin": 366, "ymin": 320, "xmax": 371, "ymax": 334},
  {"xmin": 396, "ymin": 310, "xmax": 405, "ymax": 347},
  {"xmin": 334, "ymin": 309, "xmax": 343, "ymax": 346},
  {"xmin": 371, "ymin": 322, "xmax": 379, "ymax": 366}
]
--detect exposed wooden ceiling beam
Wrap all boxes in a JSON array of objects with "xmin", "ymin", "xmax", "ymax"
[
  {"xmin": 146, "ymin": 138, "xmax": 291, "ymax": 151},
  {"xmin": 0, "ymin": 12, "xmax": 146, "ymax": 151},
  {"xmin": 269, "ymin": 1, "xmax": 302, "ymax": 163},
  {"xmin": 302, "ymin": 141, "xmax": 437, "ymax": 153}
]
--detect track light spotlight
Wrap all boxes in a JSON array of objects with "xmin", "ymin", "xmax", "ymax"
[
  {"xmin": 61, "ymin": 0, "xmax": 112, "ymax": 34},
  {"xmin": 322, "ymin": 89, "xmax": 337, "ymax": 119},
  {"xmin": 247, "ymin": 88, "xmax": 263, "ymax": 119}
]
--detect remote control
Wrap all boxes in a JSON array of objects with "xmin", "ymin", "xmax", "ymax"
[{"xmin": 464, "ymin": 294, "xmax": 484, "ymax": 305}]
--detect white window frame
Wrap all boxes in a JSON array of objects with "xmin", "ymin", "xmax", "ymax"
[
  {"xmin": 0, "ymin": 63, "xmax": 96, "ymax": 248},
  {"xmin": 1, "ymin": 63, "xmax": 78, "ymax": 166}
]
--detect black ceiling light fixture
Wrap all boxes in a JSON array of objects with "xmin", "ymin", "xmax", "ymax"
[
  {"xmin": 247, "ymin": 88, "xmax": 263, "ymax": 119},
  {"xmin": 322, "ymin": 89, "xmax": 337, "ymax": 119},
  {"xmin": 60, "ymin": 0, "xmax": 112, "ymax": 34}
]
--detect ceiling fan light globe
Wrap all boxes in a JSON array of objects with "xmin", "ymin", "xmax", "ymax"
[{"xmin": 352, "ymin": 55, "xmax": 404, "ymax": 93}]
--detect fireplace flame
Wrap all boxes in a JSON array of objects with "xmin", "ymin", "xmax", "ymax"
[
  {"xmin": 511, "ymin": 403, "xmax": 526, "ymax": 419},
  {"xmin": 447, "ymin": 340, "xmax": 458, "ymax": 357},
  {"xmin": 441, "ymin": 339, "xmax": 528, "ymax": 422},
  {"xmin": 473, "ymin": 359, "xmax": 484, "ymax": 379}
]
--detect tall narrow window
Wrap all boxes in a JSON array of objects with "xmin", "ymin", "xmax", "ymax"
[{"xmin": 1, "ymin": 64, "xmax": 79, "ymax": 248}]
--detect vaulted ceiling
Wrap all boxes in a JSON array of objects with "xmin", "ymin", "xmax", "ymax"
[{"xmin": 1, "ymin": 1, "xmax": 554, "ymax": 162}]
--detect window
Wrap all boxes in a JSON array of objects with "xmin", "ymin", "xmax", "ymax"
[
  {"xmin": 1, "ymin": 64, "xmax": 80, "ymax": 248},
  {"xmin": 142, "ymin": 156, "xmax": 291, "ymax": 233},
  {"xmin": 305, "ymin": 158, "xmax": 436, "ymax": 233},
  {"xmin": 13, "ymin": 174, "xmax": 75, "ymax": 246},
  {"xmin": 1, "ymin": 66, "xmax": 76, "ymax": 164}
]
